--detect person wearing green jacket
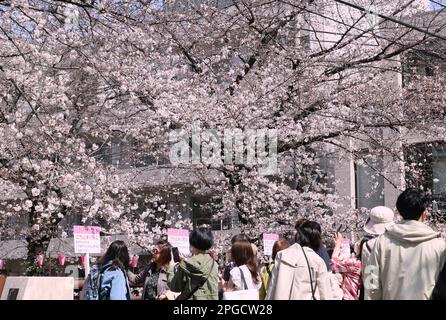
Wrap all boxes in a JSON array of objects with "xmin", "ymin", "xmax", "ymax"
[{"xmin": 167, "ymin": 227, "xmax": 219, "ymax": 300}]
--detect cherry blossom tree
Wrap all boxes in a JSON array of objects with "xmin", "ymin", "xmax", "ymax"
[{"xmin": 1, "ymin": 0, "xmax": 445, "ymax": 272}]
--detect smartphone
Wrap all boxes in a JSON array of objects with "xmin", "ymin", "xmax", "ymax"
[{"xmin": 172, "ymin": 247, "xmax": 181, "ymax": 263}]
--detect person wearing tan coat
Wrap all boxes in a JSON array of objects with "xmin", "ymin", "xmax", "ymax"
[
  {"xmin": 365, "ymin": 189, "xmax": 446, "ymax": 300},
  {"xmin": 265, "ymin": 221, "xmax": 336, "ymax": 300}
]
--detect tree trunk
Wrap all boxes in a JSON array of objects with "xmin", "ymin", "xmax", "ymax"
[{"xmin": 25, "ymin": 236, "xmax": 50, "ymax": 276}]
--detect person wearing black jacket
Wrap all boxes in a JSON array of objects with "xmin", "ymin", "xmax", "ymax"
[
  {"xmin": 433, "ymin": 262, "xmax": 446, "ymax": 300},
  {"xmin": 295, "ymin": 219, "xmax": 331, "ymax": 270}
]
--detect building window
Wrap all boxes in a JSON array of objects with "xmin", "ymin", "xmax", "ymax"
[
  {"xmin": 425, "ymin": 66, "xmax": 435, "ymax": 77},
  {"xmin": 354, "ymin": 158, "xmax": 385, "ymax": 209},
  {"xmin": 191, "ymin": 196, "xmax": 231, "ymax": 231},
  {"xmin": 300, "ymin": 34, "xmax": 311, "ymax": 50},
  {"xmin": 111, "ymin": 142, "xmax": 122, "ymax": 166},
  {"xmin": 318, "ymin": 156, "xmax": 335, "ymax": 192},
  {"xmin": 404, "ymin": 142, "xmax": 434, "ymax": 191},
  {"xmin": 432, "ymin": 148, "xmax": 446, "ymax": 196},
  {"xmin": 145, "ymin": 201, "xmax": 169, "ymax": 229},
  {"xmin": 404, "ymin": 141, "xmax": 446, "ymax": 223}
]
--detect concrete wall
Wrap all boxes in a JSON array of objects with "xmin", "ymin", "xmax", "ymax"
[{"xmin": 0, "ymin": 277, "xmax": 74, "ymax": 300}]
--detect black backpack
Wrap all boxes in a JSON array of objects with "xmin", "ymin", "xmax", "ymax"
[{"xmin": 358, "ymin": 236, "xmax": 374, "ymax": 300}]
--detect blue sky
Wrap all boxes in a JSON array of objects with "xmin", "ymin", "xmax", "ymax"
[{"xmin": 430, "ymin": 0, "xmax": 446, "ymax": 10}]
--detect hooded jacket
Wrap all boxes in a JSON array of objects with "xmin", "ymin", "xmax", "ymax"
[
  {"xmin": 365, "ymin": 220, "xmax": 446, "ymax": 300},
  {"xmin": 167, "ymin": 253, "xmax": 218, "ymax": 300},
  {"xmin": 265, "ymin": 244, "xmax": 336, "ymax": 300}
]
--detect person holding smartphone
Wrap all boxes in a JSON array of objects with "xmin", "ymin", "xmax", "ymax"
[
  {"xmin": 331, "ymin": 232, "xmax": 361, "ymax": 300},
  {"xmin": 171, "ymin": 247, "xmax": 182, "ymax": 263},
  {"xmin": 127, "ymin": 240, "xmax": 173, "ymax": 300},
  {"xmin": 167, "ymin": 226, "xmax": 219, "ymax": 300}
]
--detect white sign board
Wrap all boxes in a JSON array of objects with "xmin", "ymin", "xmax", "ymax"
[
  {"xmin": 263, "ymin": 233, "xmax": 279, "ymax": 256},
  {"xmin": 1, "ymin": 277, "xmax": 74, "ymax": 300},
  {"xmin": 167, "ymin": 228, "xmax": 190, "ymax": 255},
  {"xmin": 73, "ymin": 225, "xmax": 101, "ymax": 254}
]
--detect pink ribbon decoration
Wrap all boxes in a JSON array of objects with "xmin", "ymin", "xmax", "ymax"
[
  {"xmin": 58, "ymin": 255, "xmax": 66, "ymax": 266},
  {"xmin": 0, "ymin": 259, "xmax": 6, "ymax": 270},
  {"xmin": 131, "ymin": 255, "xmax": 139, "ymax": 268},
  {"xmin": 36, "ymin": 254, "xmax": 45, "ymax": 268}
]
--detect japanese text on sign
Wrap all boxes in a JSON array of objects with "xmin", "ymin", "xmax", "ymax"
[
  {"xmin": 73, "ymin": 225, "xmax": 101, "ymax": 254},
  {"xmin": 263, "ymin": 233, "xmax": 279, "ymax": 256},
  {"xmin": 167, "ymin": 228, "xmax": 190, "ymax": 255}
]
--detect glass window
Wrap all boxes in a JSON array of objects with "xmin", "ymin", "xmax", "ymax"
[
  {"xmin": 191, "ymin": 196, "xmax": 229, "ymax": 230},
  {"xmin": 355, "ymin": 158, "xmax": 385, "ymax": 209},
  {"xmin": 432, "ymin": 154, "xmax": 446, "ymax": 196},
  {"xmin": 111, "ymin": 142, "xmax": 121, "ymax": 166}
]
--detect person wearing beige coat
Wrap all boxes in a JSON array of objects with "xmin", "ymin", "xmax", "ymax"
[
  {"xmin": 364, "ymin": 189, "xmax": 446, "ymax": 300},
  {"xmin": 265, "ymin": 243, "xmax": 335, "ymax": 300},
  {"xmin": 266, "ymin": 221, "xmax": 340, "ymax": 300}
]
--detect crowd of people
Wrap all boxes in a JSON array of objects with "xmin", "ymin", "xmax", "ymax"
[{"xmin": 80, "ymin": 188, "xmax": 446, "ymax": 300}]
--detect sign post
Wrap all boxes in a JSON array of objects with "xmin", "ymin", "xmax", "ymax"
[
  {"xmin": 85, "ymin": 253, "xmax": 90, "ymax": 278},
  {"xmin": 263, "ymin": 233, "xmax": 279, "ymax": 257},
  {"xmin": 167, "ymin": 228, "xmax": 190, "ymax": 256},
  {"xmin": 73, "ymin": 226, "xmax": 101, "ymax": 279}
]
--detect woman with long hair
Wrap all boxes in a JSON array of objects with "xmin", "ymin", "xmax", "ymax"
[
  {"xmin": 223, "ymin": 240, "xmax": 261, "ymax": 297},
  {"xmin": 128, "ymin": 240, "xmax": 173, "ymax": 300},
  {"xmin": 85, "ymin": 240, "xmax": 131, "ymax": 300}
]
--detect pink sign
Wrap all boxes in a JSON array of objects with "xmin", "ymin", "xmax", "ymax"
[
  {"xmin": 73, "ymin": 225, "xmax": 101, "ymax": 254},
  {"xmin": 73, "ymin": 226, "xmax": 101, "ymax": 234},
  {"xmin": 263, "ymin": 233, "xmax": 279, "ymax": 256},
  {"xmin": 167, "ymin": 228, "xmax": 189, "ymax": 237},
  {"xmin": 263, "ymin": 233, "xmax": 279, "ymax": 241},
  {"xmin": 167, "ymin": 228, "xmax": 190, "ymax": 255}
]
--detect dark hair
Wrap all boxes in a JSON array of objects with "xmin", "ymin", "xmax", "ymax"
[
  {"xmin": 272, "ymin": 239, "xmax": 290, "ymax": 261},
  {"xmin": 154, "ymin": 240, "xmax": 172, "ymax": 267},
  {"xmin": 230, "ymin": 240, "xmax": 259, "ymax": 284},
  {"xmin": 295, "ymin": 218, "xmax": 309, "ymax": 230},
  {"xmin": 98, "ymin": 240, "xmax": 130, "ymax": 270},
  {"xmin": 295, "ymin": 221, "xmax": 322, "ymax": 251},
  {"xmin": 231, "ymin": 233, "xmax": 250, "ymax": 245},
  {"xmin": 396, "ymin": 188, "xmax": 429, "ymax": 220},
  {"xmin": 189, "ymin": 227, "xmax": 214, "ymax": 251}
]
